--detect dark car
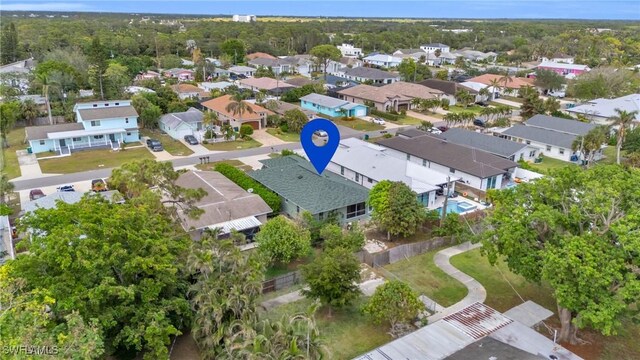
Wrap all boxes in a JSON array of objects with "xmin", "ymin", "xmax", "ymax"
[
  {"xmin": 146, "ymin": 139, "xmax": 163, "ymax": 152},
  {"xmin": 473, "ymin": 118, "xmax": 487, "ymax": 127},
  {"xmin": 29, "ymin": 189, "xmax": 45, "ymax": 201},
  {"xmin": 437, "ymin": 126, "xmax": 449, "ymax": 132},
  {"xmin": 184, "ymin": 135, "xmax": 199, "ymax": 145},
  {"xmin": 476, "ymin": 101, "xmax": 489, "ymax": 107},
  {"xmin": 91, "ymin": 179, "xmax": 108, "ymax": 192},
  {"xmin": 57, "ymin": 185, "xmax": 75, "ymax": 192}
]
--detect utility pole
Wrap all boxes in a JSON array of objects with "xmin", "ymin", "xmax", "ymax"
[{"xmin": 440, "ymin": 176, "xmax": 451, "ymax": 226}]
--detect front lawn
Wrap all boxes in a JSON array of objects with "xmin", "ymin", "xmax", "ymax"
[
  {"xmin": 396, "ymin": 115, "xmax": 426, "ymax": 125},
  {"xmin": 261, "ymin": 297, "xmax": 392, "ymax": 360},
  {"xmin": 500, "ymin": 95, "xmax": 525, "ymax": 104},
  {"xmin": 2, "ymin": 127, "xmax": 27, "ymax": 179},
  {"xmin": 266, "ymin": 128, "xmax": 300, "ymax": 142},
  {"xmin": 140, "ymin": 129, "xmax": 194, "ymax": 156},
  {"xmin": 447, "ymin": 105, "xmax": 484, "ymax": 114},
  {"xmin": 201, "ymin": 138, "xmax": 262, "ymax": 151},
  {"xmin": 450, "ymin": 248, "xmax": 640, "ymax": 360},
  {"xmin": 195, "ymin": 159, "xmax": 253, "ymax": 172},
  {"xmin": 332, "ymin": 118, "xmax": 384, "ymax": 131},
  {"xmin": 384, "ymin": 248, "xmax": 468, "ymax": 307},
  {"xmin": 528, "ymin": 156, "xmax": 576, "ymax": 174},
  {"xmin": 39, "ymin": 148, "xmax": 154, "ymax": 174}
]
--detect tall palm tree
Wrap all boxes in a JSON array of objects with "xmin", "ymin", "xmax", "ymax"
[
  {"xmin": 410, "ymin": 97, "xmax": 424, "ymax": 111},
  {"xmin": 478, "ymin": 87, "xmax": 490, "ymax": 101},
  {"xmin": 225, "ymin": 92, "xmax": 254, "ymax": 126},
  {"xmin": 488, "ymin": 78, "xmax": 501, "ymax": 99},
  {"xmin": 20, "ymin": 99, "xmax": 40, "ymax": 126},
  {"xmin": 498, "ymin": 72, "xmax": 513, "ymax": 94},
  {"xmin": 33, "ymin": 73, "xmax": 59, "ymax": 125},
  {"xmin": 611, "ymin": 108, "xmax": 638, "ymax": 164},
  {"xmin": 544, "ymin": 97, "xmax": 561, "ymax": 115},
  {"xmin": 572, "ymin": 126, "xmax": 608, "ymax": 167},
  {"xmin": 455, "ymin": 90, "xmax": 472, "ymax": 108},
  {"xmin": 202, "ymin": 111, "xmax": 219, "ymax": 139}
]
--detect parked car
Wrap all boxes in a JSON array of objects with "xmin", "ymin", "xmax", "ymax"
[
  {"xmin": 313, "ymin": 130, "xmax": 328, "ymax": 138},
  {"xmin": 29, "ymin": 189, "xmax": 45, "ymax": 201},
  {"xmin": 548, "ymin": 90, "xmax": 566, "ymax": 98},
  {"xmin": 91, "ymin": 179, "xmax": 108, "ymax": 192},
  {"xmin": 146, "ymin": 139, "xmax": 163, "ymax": 152},
  {"xmin": 184, "ymin": 135, "xmax": 199, "ymax": 145},
  {"xmin": 476, "ymin": 101, "xmax": 489, "ymax": 107},
  {"xmin": 473, "ymin": 118, "xmax": 487, "ymax": 127},
  {"xmin": 437, "ymin": 126, "xmax": 449, "ymax": 132},
  {"xmin": 57, "ymin": 185, "xmax": 75, "ymax": 192},
  {"xmin": 428, "ymin": 128, "xmax": 442, "ymax": 135},
  {"xmin": 371, "ymin": 117, "xmax": 386, "ymax": 125}
]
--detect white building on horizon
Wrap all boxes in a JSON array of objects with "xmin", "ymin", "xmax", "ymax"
[{"xmin": 232, "ymin": 14, "xmax": 256, "ymax": 22}]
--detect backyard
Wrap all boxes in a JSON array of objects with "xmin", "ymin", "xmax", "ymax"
[
  {"xmin": 140, "ymin": 129, "xmax": 194, "ymax": 156},
  {"xmin": 201, "ymin": 138, "xmax": 262, "ymax": 151},
  {"xmin": 2, "ymin": 127, "xmax": 27, "ymax": 179},
  {"xmin": 266, "ymin": 128, "xmax": 300, "ymax": 142},
  {"xmin": 38, "ymin": 147, "xmax": 154, "ymax": 174},
  {"xmin": 528, "ymin": 155, "xmax": 576, "ymax": 173}
]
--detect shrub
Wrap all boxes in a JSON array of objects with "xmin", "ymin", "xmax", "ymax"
[
  {"xmin": 370, "ymin": 108, "xmax": 401, "ymax": 121},
  {"xmin": 382, "ymin": 133, "xmax": 393, "ymax": 139},
  {"xmin": 239, "ymin": 124, "xmax": 254, "ymax": 138},
  {"xmin": 279, "ymin": 123, "xmax": 289, "ymax": 132},
  {"xmin": 214, "ymin": 163, "xmax": 281, "ymax": 212},
  {"xmin": 256, "ymin": 216, "xmax": 311, "ymax": 265}
]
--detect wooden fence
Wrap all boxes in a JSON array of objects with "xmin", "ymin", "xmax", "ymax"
[
  {"xmin": 354, "ymin": 236, "xmax": 458, "ymax": 267},
  {"xmin": 262, "ymin": 270, "xmax": 302, "ymax": 294}
]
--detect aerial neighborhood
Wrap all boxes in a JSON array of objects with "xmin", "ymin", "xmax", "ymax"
[{"xmin": 1, "ymin": 6, "xmax": 639, "ymax": 360}]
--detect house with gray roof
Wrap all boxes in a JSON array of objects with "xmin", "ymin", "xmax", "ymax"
[
  {"xmin": 566, "ymin": 93, "xmax": 640, "ymax": 125},
  {"xmin": 159, "ymin": 107, "xmax": 204, "ymax": 141},
  {"xmin": 300, "ymin": 93, "xmax": 368, "ymax": 117},
  {"xmin": 249, "ymin": 156, "xmax": 370, "ymax": 224},
  {"xmin": 435, "ymin": 128, "xmax": 539, "ymax": 161},
  {"xmin": 327, "ymin": 138, "xmax": 460, "ymax": 209},
  {"xmin": 377, "ymin": 132, "xmax": 518, "ymax": 191},
  {"xmin": 23, "ymin": 190, "xmax": 123, "ymax": 214},
  {"xmin": 339, "ymin": 67, "xmax": 400, "ymax": 84},
  {"xmin": 500, "ymin": 114, "xmax": 602, "ymax": 162}
]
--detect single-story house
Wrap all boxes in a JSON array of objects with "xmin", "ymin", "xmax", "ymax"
[
  {"xmin": 158, "ymin": 107, "xmax": 204, "ymax": 140},
  {"xmin": 542, "ymin": 54, "xmax": 575, "ymax": 64},
  {"xmin": 249, "ymin": 156, "xmax": 370, "ymax": 224},
  {"xmin": 163, "ymin": 68, "xmax": 194, "ymax": 81},
  {"xmin": 284, "ymin": 77, "xmax": 318, "ymax": 87},
  {"xmin": 26, "ymin": 100, "xmax": 140, "ymax": 154},
  {"xmin": 337, "ymin": 82, "xmax": 442, "ymax": 112},
  {"xmin": 16, "ymin": 94, "xmax": 47, "ymax": 112},
  {"xmin": 467, "ymin": 74, "xmax": 536, "ymax": 95},
  {"xmin": 201, "ymin": 94, "xmax": 273, "ymax": 130},
  {"xmin": 424, "ymin": 51, "xmax": 459, "ymax": 66},
  {"xmin": 339, "ymin": 67, "xmax": 400, "ymax": 84},
  {"xmin": 300, "ymin": 93, "xmax": 368, "ymax": 118},
  {"xmin": 434, "ymin": 128, "xmax": 539, "ymax": 161},
  {"xmin": 174, "ymin": 170, "xmax": 272, "ymax": 240},
  {"xmin": 451, "ymin": 48, "xmax": 497, "ymax": 62},
  {"xmin": 363, "ymin": 54, "xmax": 402, "ymax": 68},
  {"xmin": 323, "ymin": 74, "xmax": 358, "ymax": 89},
  {"xmin": 246, "ymin": 52, "xmax": 277, "ymax": 60},
  {"xmin": 126, "ymin": 86, "xmax": 155, "ymax": 95},
  {"xmin": 419, "ymin": 79, "xmax": 483, "ymax": 105},
  {"xmin": 566, "ymin": 93, "xmax": 640, "ymax": 125},
  {"xmin": 23, "ymin": 190, "xmax": 123, "ymax": 214},
  {"xmin": 248, "ymin": 57, "xmax": 296, "ymax": 75},
  {"xmin": 536, "ymin": 60, "xmax": 590, "ymax": 77},
  {"xmin": 198, "ymin": 81, "xmax": 234, "ymax": 92},
  {"xmin": 238, "ymin": 77, "xmax": 298, "ymax": 95},
  {"xmin": 500, "ymin": 114, "xmax": 602, "ymax": 162},
  {"xmin": 377, "ymin": 131, "xmax": 519, "ymax": 191},
  {"xmin": 393, "ymin": 48, "xmax": 426, "ymax": 56},
  {"xmin": 267, "ymin": 100, "xmax": 316, "ymax": 119},
  {"xmin": 136, "ymin": 70, "xmax": 161, "ymax": 81},
  {"xmin": 420, "ymin": 43, "xmax": 450, "ymax": 53},
  {"xmin": 228, "ymin": 65, "xmax": 256, "ymax": 77},
  {"xmin": 327, "ymin": 138, "xmax": 459, "ymax": 209},
  {"xmin": 170, "ymin": 84, "xmax": 209, "ymax": 100}
]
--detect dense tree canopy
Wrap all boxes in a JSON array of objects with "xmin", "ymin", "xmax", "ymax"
[
  {"xmin": 480, "ymin": 165, "xmax": 640, "ymax": 345},
  {"xmin": 369, "ymin": 180, "xmax": 427, "ymax": 240},
  {"xmin": 255, "ymin": 215, "xmax": 312, "ymax": 265}
]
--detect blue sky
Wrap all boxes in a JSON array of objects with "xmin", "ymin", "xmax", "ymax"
[{"xmin": 2, "ymin": 1, "xmax": 639, "ymax": 20}]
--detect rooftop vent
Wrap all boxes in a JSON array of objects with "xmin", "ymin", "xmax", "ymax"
[{"xmin": 297, "ymin": 175, "xmax": 303, "ymax": 179}]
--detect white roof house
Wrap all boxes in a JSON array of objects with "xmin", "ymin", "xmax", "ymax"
[
  {"xmin": 567, "ymin": 93, "xmax": 640, "ymax": 125},
  {"xmin": 363, "ymin": 54, "xmax": 403, "ymax": 68},
  {"xmin": 337, "ymin": 43, "xmax": 363, "ymax": 58}
]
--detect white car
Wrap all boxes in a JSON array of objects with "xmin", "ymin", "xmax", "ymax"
[
  {"xmin": 313, "ymin": 130, "xmax": 328, "ymax": 137},
  {"xmin": 428, "ymin": 128, "xmax": 442, "ymax": 134},
  {"xmin": 371, "ymin": 117, "xmax": 386, "ymax": 125}
]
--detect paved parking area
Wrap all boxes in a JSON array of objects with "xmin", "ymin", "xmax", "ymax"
[{"xmin": 251, "ymin": 129, "xmax": 288, "ymax": 147}]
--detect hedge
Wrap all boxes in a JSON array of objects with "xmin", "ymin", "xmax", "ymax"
[
  {"xmin": 370, "ymin": 108, "xmax": 402, "ymax": 121},
  {"xmin": 214, "ymin": 163, "xmax": 281, "ymax": 212}
]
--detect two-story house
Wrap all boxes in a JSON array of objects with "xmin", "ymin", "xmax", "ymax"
[
  {"xmin": 420, "ymin": 43, "xmax": 451, "ymax": 54},
  {"xmin": 201, "ymin": 94, "xmax": 273, "ymax": 130},
  {"xmin": 25, "ymin": 100, "xmax": 140, "ymax": 154}
]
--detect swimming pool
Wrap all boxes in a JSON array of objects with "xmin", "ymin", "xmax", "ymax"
[{"xmin": 436, "ymin": 200, "xmax": 477, "ymax": 214}]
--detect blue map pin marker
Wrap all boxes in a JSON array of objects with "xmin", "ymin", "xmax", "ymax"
[{"xmin": 300, "ymin": 118, "xmax": 340, "ymax": 174}]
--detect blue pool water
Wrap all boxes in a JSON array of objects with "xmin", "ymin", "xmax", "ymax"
[{"xmin": 436, "ymin": 200, "xmax": 477, "ymax": 214}]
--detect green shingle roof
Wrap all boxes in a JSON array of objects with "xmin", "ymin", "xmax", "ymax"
[{"xmin": 250, "ymin": 156, "xmax": 369, "ymax": 214}]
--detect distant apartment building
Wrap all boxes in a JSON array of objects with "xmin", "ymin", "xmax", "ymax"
[
  {"xmin": 232, "ymin": 14, "xmax": 256, "ymax": 22},
  {"xmin": 420, "ymin": 43, "xmax": 451, "ymax": 53},
  {"xmin": 337, "ymin": 44, "xmax": 363, "ymax": 58}
]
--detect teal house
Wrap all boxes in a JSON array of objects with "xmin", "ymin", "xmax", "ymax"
[
  {"xmin": 300, "ymin": 93, "xmax": 368, "ymax": 118},
  {"xmin": 249, "ymin": 156, "xmax": 370, "ymax": 224},
  {"xmin": 25, "ymin": 100, "xmax": 140, "ymax": 154}
]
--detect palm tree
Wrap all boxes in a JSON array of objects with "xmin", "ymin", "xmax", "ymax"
[
  {"xmin": 610, "ymin": 108, "xmax": 638, "ymax": 164},
  {"xmin": 544, "ymin": 97, "xmax": 561, "ymax": 115},
  {"xmin": 20, "ymin": 99, "xmax": 40, "ymax": 126},
  {"xmin": 410, "ymin": 97, "xmax": 424, "ymax": 111},
  {"xmin": 572, "ymin": 126, "xmax": 607, "ymax": 167},
  {"xmin": 33, "ymin": 73, "xmax": 59, "ymax": 125},
  {"xmin": 202, "ymin": 111, "xmax": 219, "ymax": 139},
  {"xmin": 488, "ymin": 78, "xmax": 501, "ymax": 99},
  {"xmin": 225, "ymin": 92, "xmax": 255, "ymax": 126},
  {"xmin": 455, "ymin": 90, "xmax": 473, "ymax": 108},
  {"xmin": 255, "ymin": 89, "xmax": 268, "ymax": 104},
  {"xmin": 478, "ymin": 87, "xmax": 490, "ymax": 102},
  {"xmin": 0, "ymin": 174, "xmax": 15, "ymax": 205},
  {"xmin": 498, "ymin": 72, "xmax": 513, "ymax": 94}
]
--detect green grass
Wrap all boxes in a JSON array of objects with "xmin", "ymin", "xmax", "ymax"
[
  {"xmin": 332, "ymin": 118, "xmax": 384, "ymax": 131},
  {"xmin": 39, "ymin": 148, "xmax": 154, "ymax": 174},
  {"xmin": 448, "ymin": 105, "xmax": 484, "ymax": 114},
  {"xmin": 2, "ymin": 127, "xmax": 27, "ymax": 179},
  {"xmin": 600, "ymin": 145, "xmax": 617, "ymax": 165},
  {"xmin": 396, "ymin": 115, "xmax": 426, "ymax": 125},
  {"xmin": 202, "ymin": 138, "xmax": 262, "ymax": 151},
  {"xmin": 450, "ymin": 248, "xmax": 640, "ymax": 360},
  {"xmin": 528, "ymin": 156, "xmax": 577, "ymax": 174},
  {"xmin": 266, "ymin": 128, "xmax": 300, "ymax": 142},
  {"xmin": 195, "ymin": 159, "xmax": 253, "ymax": 172},
  {"xmin": 261, "ymin": 297, "xmax": 391, "ymax": 360},
  {"xmin": 501, "ymin": 95, "xmax": 525, "ymax": 104},
  {"xmin": 384, "ymin": 249, "xmax": 468, "ymax": 307},
  {"xmin": 488, "ymin": 101, "xmax": 519, "ymax": 109},
  {"xmin": 140, "ymin": 129, "xmax": 194, "ymax": 156}
]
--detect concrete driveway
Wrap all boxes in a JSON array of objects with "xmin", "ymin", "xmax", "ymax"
[
  {"xmin": 179, "ymin": 138, "xmax": 210, "ymax": 155},
  {"xmin": 252, "ymin": 129, "xmax": 288, "ymax": 146}
]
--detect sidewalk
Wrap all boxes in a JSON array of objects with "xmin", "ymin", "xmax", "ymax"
[{"xmin": 427, "ymin": 241, "xmax": 486, "ymax": 323}]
